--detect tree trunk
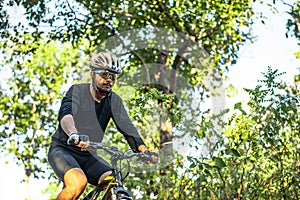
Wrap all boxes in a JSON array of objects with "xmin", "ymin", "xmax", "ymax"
[
  {"xmin": 156, "ymin": 50, "xmax": 173, "ymax": 148},
  {"xmin": 25, "ymin": 171, "xmax": 31, "ymax": 200}
]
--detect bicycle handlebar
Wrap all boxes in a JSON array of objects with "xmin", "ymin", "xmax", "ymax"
[
  {"xmin": 89, "ymin": 141, "xmax": 151, "ymax": 161},
  {"xmin": 67, "ymin": 134, "xmax": 153, "ymax": 162}
]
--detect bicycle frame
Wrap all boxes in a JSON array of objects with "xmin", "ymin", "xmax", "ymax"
[{"xmin": 82, "ymin": 142, "xmax": 150, "ymax": 200}]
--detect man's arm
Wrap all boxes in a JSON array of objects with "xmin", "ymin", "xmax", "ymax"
[
  {"xmin": 61, "ymin": 114, "xmax": 89, "ymax": 150},
  {"xmin": 60, "ymin": 114, "xmax": 78, "ymax": 136},
  {"xmin": 110, "ymin": 94, "xmax": 146, "ymax": 151},
  {"xmin": 58, "ymin": 84, "xmax": 79, "ymax": 137}
]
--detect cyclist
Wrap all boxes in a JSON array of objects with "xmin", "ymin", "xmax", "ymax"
[{"xmin": 48, "ymin": 52, "xmax": 158, "ymax": 200}]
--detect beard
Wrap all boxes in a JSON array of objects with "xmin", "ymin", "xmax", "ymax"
[
  {"xmin": 92, "ymin": 79, "xmax": 111, "ymax": 95},
  {"xmin": 95, "ymin": 86, "xmax": 111, "ymax": 94}
]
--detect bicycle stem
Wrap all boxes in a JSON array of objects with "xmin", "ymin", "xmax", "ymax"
[{"xmin": 111, "ymin": 156, "xmax": 123, "ymax": 187}]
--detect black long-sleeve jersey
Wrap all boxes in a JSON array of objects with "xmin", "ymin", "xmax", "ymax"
[{"xmin": 50, "ymin": 83, "xmax": 145, "ymax": 152}]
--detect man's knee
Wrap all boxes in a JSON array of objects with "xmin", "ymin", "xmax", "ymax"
[{"xmin": 64, "ymin": 168, "xmax": 88, "ymax": 192}]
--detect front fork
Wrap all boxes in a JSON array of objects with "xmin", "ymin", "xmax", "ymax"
[{"xmin": 111, "ymin": 187, "xmax": 133, "ymax": 200}]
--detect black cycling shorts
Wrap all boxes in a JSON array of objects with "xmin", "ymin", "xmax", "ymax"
[{"xmin": 48, "ymin": 146, "xmax": 113, "ymax": 186}]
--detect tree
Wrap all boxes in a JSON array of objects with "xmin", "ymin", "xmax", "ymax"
[
  {"xmin": 284, "ymin": 0, "xmax": 300, "ymax": 83},
  {"xmin": 0, "ymin": 34, "xmax": 85, "ymax": 190},
  {"xmin": 186, "ymin": 67, "xmax": 300, "ymax": 199},
  {"xmin": 285, "ymin": 0, "xmax": 300, "ymax": 40}
]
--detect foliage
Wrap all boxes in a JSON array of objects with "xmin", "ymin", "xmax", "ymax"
[
  {"xmin": 184, "ymin": 67, "xmax": 300, "ymax": 199},
  {"xmin": 41, "ymin": 181, "xmax": 62, "ymax": 200},
  {"xmin": 0, "ymin": 34, "xmax": 83, "ymax": 179},
  {"xmin": 285, "ymin": 0, "xmax": 300, "ymax": 41},
  {"xmin": 2, "ymin": 0, "xmax": 256, "ymax": 66}
]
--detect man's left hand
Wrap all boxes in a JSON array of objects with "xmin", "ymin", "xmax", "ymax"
[{"xmin": 144, "ymin": 150, "xmax": 159, "ymax": 164}]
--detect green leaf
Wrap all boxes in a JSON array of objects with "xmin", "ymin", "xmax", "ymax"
[
  {"xmin": 234, "ymin": 102, "xmax": 242, "ymax": 109},
  {"xmin": 225, "ymin": 148, "xmax": 241, "ymax": 157},
  {"xmin": 212, "ymin": 157, "xmax": 226, "ymax": 169}
]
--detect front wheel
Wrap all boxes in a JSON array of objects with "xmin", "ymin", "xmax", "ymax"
[
  {"xmin": 103, "ymin": 188, "xmax": 132, "ymax": 200},
  {"xmin": 106, "ymin": 193, "xmax": 132, "ymax": 200},
  {"xmin": 118, "ymin": 197, "xmax": 132, "ymax": 200},
  {"xmin": 117, "ymin": 194, "xmax": 132, "ymax": 200},
  {"xmin": 112, "ymin": 187, "xmax": 133, "ymax": 200}
]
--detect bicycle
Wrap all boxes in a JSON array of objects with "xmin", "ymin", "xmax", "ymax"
[{"xmin": 78, "ymin": 141, "xmax": 153, "ymax": 200}]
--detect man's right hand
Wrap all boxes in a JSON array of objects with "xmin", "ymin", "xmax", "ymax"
[
  {"xmin": 67, "ymin": 134, "xmax": 90, "ymax": 151},
  {"xmin": 67, "ymin": 133, "xmax": 80, "ymax": 145}
]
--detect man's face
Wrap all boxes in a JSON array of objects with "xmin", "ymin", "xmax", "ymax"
[{"xmin": 92, "ymin": 70, "xmax": 116, "ymax": 94}]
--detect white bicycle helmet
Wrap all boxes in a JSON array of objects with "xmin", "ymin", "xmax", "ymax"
[{"xmin": 90, "ymin": 52, "xmax": 122, "ymax": 74}]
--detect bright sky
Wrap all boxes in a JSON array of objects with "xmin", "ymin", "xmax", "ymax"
[
  {"xmin": 1, "ymin": 1, "xmax": 299, "ymax": 200},
  {"xmin": 225, "ymin": 1, "xmax": 300, "ymax": 106}
]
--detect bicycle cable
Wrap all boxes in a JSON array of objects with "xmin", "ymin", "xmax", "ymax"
[{"xmin": 120, "ymin": 149, "xmax": 135, "ymax": 182}]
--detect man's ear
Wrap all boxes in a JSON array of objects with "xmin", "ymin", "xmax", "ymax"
[{"xmin": 90, "ymin": 71, "xmax": 95, "ymax": 78}]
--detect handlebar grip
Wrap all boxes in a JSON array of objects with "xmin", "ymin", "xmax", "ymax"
[
  {"xmin": 139, "ymin": 152, "xmax": 152, "ymax": 162},
  {"xmin": 140, "ymin": 151, "xmax": 158, "ymax": 163},
  {"xmin": 67, "ymin": 134, "xmax": 89, "ymax": 145},
  {"xmin": 67, "ymin": 134, "xmax": 79, "ymax": 145}
]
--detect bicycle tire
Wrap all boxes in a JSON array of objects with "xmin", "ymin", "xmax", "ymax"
[{"xmin": 117, "ymin": 195, "xmax": 132, "ymax": 200}]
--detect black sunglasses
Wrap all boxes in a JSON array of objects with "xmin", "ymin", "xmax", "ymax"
[{"xmin": 93, "ymin": 70, "xmax": 117, "ymax": 80}]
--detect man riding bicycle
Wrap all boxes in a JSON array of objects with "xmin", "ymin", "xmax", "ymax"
[{"xmin": 48, "ymin": 52, "xmax": 158, "ymax": 200}]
